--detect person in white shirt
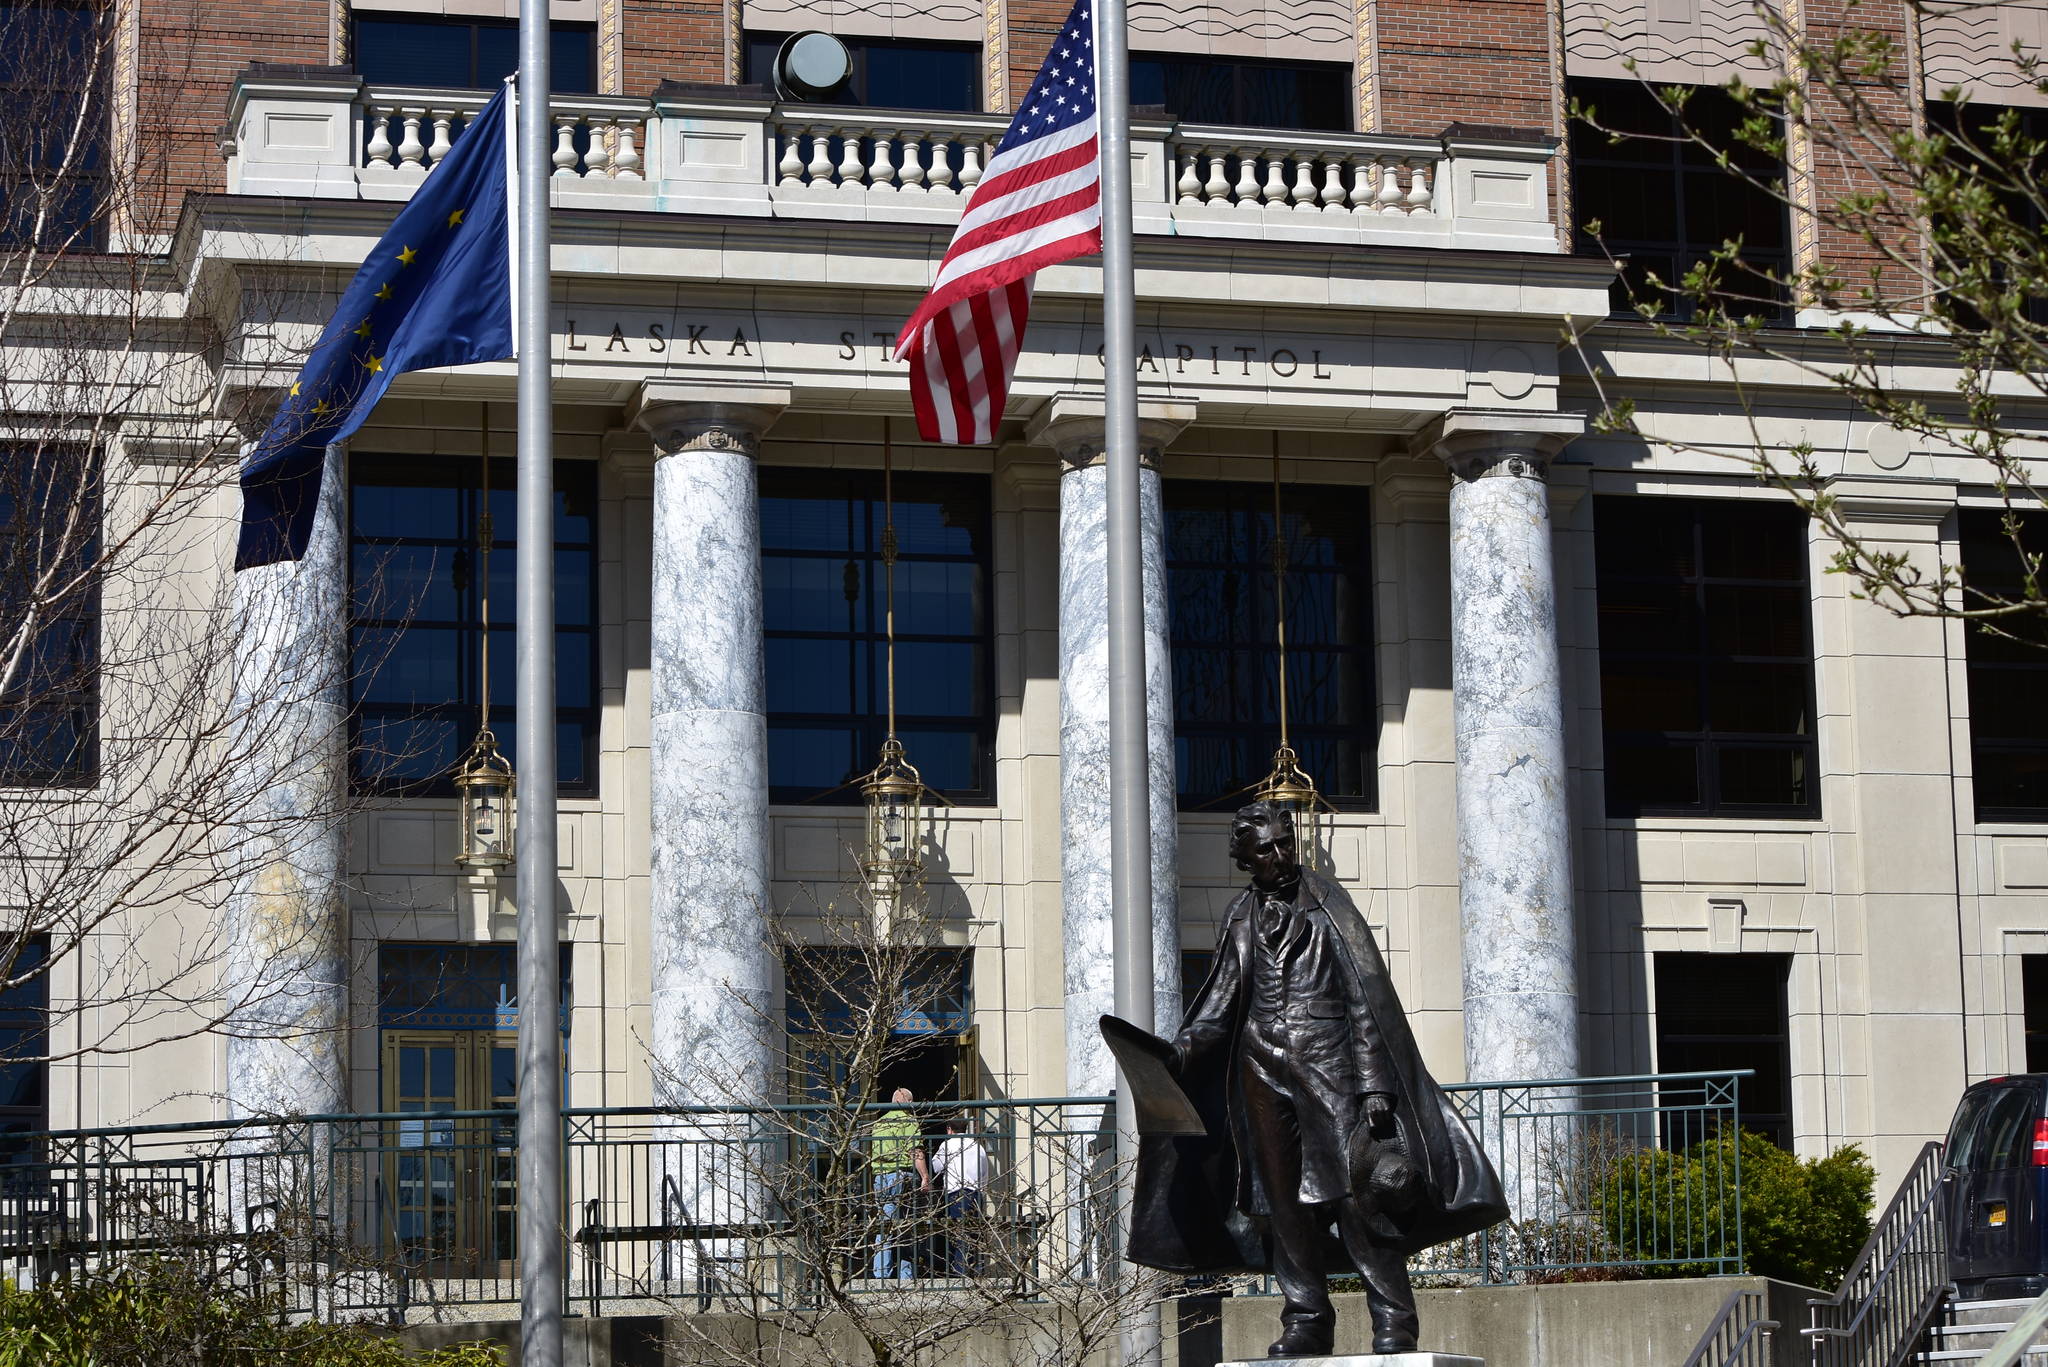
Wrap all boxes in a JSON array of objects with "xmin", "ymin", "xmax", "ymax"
[{"xmin": 931, "ymin": 1116, "xmax": 990, "ymax": 1275}]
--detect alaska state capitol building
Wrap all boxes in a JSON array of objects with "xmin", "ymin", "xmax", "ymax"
[{"xmin": 13, "ymin": 0, "xmax": 2048, "ymax": 1210}]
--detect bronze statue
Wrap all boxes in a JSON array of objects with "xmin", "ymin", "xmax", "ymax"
[{"xmin": 1103, "ymin": 802, "xmax": 1506, "ymax": 1358}]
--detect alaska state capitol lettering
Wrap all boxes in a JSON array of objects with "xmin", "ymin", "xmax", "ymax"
[{"xmin": 557, "ymin": 318, "xmax": 1343, "ymax": 383}]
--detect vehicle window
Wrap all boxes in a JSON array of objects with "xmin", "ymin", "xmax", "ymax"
[
  {"xmin": 1947, "ymin": 1088, "xmax": 1996, "ymax": 1168},
  {"xmin": 1983, "ymin": 1086, "xmax": 2042, "ymax": 1169}
]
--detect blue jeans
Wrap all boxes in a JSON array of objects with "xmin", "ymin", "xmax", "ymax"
[
  {"xmin": 943, "ymin": 1187, "xmax": 982, "ymax": 1275},
  {"xmin": 871, "ymin": 1169, "xmax": 915, "ymax": 1280}
]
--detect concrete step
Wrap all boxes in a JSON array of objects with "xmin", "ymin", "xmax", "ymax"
[
  {"xmin": 1951, "ymin": 1298, "xmax": 2043, "ymax": 1326},
  {"xmin": 1920, "ymin": 1298, "xmax": 2048, "ymax": 1365}
]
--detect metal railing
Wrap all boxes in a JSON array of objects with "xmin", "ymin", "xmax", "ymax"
[
  {"xmin": 0, "ymin": 1072, "xmax": 1750, "ymax": 1321},
  {"xmin": 1420, "ymin": 1070, "xmax": 1749, "ymax": 1283},
  {"xmin": 1805, "ymin": 1140, "xmax": 1948, "ymax": 1367},
  {"xmin": 1682, "ymin": 1287, "xmax": 1780, "ymax": 1367}
]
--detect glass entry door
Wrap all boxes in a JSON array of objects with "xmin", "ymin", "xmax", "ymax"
[{"xmin": 380, "ymin": 1030, "xmax": 518, "ymax": 1275}]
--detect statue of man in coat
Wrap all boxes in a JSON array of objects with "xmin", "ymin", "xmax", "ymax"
[{"xmin": 1102, "ymin": 801, "xmax": 1506, "ymax": 1358}]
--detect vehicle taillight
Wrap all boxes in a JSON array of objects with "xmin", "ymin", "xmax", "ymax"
[{"xmin": 2031, "ymin": 1117, "xmax": 2048, "ymax": 1166}]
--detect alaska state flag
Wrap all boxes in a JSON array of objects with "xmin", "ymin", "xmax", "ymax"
[{"xmin": 236, "ymin": 82, "xmax": 515, "ymax": 568}]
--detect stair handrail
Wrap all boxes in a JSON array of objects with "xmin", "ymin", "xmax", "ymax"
[
  {"xmin": 1682, "ymin": 1287, "xmax": 1779, "ymax": 1367},
  {"xmin": 1804, "ymin": 1140, "xmax": 1948, "ymax": 1367},
  {"xmin": 1971, "ymin": 1283, "xmax": 2048, "ymax": 1367}
]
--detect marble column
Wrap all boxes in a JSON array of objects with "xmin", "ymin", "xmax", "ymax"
[
  {"xmin": 1030, "ymin": 397, "xmax": 1193, "ymax": 1099},
  {"xmin": 224, "ymin": 440, "xmax": 350, "ymax": 1121},
  {"xmin": 1426, "ymin": 409, "xmax": 1586, "ymax": 1088},
  {"xmin": 633, "ymin": 381, "xmax": 788, "ymax": 1111}
]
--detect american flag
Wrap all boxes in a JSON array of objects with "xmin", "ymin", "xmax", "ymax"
[{"xmin": 893, "ymin": 0, "xmax": 1100, "ymax": 444}]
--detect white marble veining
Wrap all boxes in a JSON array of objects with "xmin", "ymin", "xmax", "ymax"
[
  {"xmin": 1059, "ymin": 460, "xmax": 1183, "ymax": 1097},
  {"xmin": 648, "ymin": 439, "xmax": 774, "ymax": 1109},
  {"xmin": 224, "ymin": 445, "xmax": 349, "ymax": 1121},
  {"xmin": 1444, "ymin": 461, "xmax": 1578, "ymax": 1089}
]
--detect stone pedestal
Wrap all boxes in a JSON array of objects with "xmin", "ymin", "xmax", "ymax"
[
  {"xmin": 634, "ymin": 381, "xmax": 788, "ymax": 1110},
  {"xmin": 1425, "ymin": 410, "xmax": 1585, "ymax": 1091},
  {"xmin": 1219, "ymin": 1355, "xmax": 1485, "ymax": 1367},
  {"xmin": 224, "ymin": 440, "xmax": 349, "ymax": 1121},
  {"xmin": 1028, "ymin": 396, "xmax": 1192, "ymax": 1097}
]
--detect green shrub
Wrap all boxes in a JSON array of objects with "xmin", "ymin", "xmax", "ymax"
[
  {"xmin": 1596, "ymin": 1129, "xmax": 1875, "ymax": 1288},
  {"xmin": 0, "ymin": 1261, "xmax": 503, "ymax": 1367}
]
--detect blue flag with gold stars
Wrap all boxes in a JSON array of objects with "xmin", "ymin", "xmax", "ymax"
[{"xmin": 237, "ymin": 82, "xmax": 514, "ymax": 568}]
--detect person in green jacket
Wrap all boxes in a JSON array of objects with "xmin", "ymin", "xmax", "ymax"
[{"xmin": 868, "ymin": 1087, "xmax": 930, "ymax": 1279}]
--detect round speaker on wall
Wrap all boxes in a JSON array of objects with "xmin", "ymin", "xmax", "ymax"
[{"xmin": 773, "ymin": 31, "xmax": 853, "ymax": 102}]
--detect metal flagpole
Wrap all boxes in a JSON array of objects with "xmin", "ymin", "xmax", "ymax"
[
  {"xmin": 513, "ymin": 0, "xmax": 564, "ymax": 1362},
  {"xmin": 1094, "ymin": 0, "xmax": 1157, "ymax": 1360}
]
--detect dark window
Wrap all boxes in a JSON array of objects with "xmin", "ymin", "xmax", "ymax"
[
  {"xmin": 0, "ymin": 936, "xmax": 45, "ymax": 1161},
  {"xmin": 353, "ymin": 15, "xmax": 597, "ymax": 94},
  {"xmin": 761, "ymin": 468, "xmax": 992, "ymax": 804},
  {"xmin": 349, "ymin": 455, "xmax": 599, "ymax": 795},
  {"xmin": 1654, "ymin": 953, "xmax": 1792, "ymax": 1148},
  {"xmin": 0, "ymin": 2, "xmax": 106, "ymax": 250},
  {"xmin": 2028, "ymin": 958, "xmax": 2048, "ymax": 1072},
  {"xmin": 744, "ymin": 32, "xmax": 980, "ymax": 113},
  {"xmin": 1569, "ymin": 77, "xmax": 1789, "ymax": 321},
  {"xmin": 1961, "ymin": 510, "xmax": 2048, "ymax": 819},
  {"xmin": 1130, "ymin": 53, "xmax": 1349, "ymax": 131},
  {"xmin": 1596, "ymin": 496, "xmax": 1816, "ymax": 818},
  {"xmin": 1165, "ymin": 480, "xmax": 1375, "ymax": 811},
  {"xmin": 784, "ymin": 948, "xmax": 971, "ymax": 1037},
  {"xmin": 377, "ymin": 942, "xmax": 571, "ymax": 1031},
  {"xmin": 0, "ymin": 448, "xmax": 96, "ymax": 787},
  {"xmin": 1926, "ymin": 103, "xmax": 2048, "ymax": 329}
]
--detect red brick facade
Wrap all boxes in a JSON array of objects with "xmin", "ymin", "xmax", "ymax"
[
  {"xmin": 1373, "ymin": 0, "xmax": 1559, "ymax": 137},
  {"xmin": 143, "ymin": 0, "xmax": 329, "ymax": 228},
  {"xmin": 623, "ymin": 0, "xmax": 730, "ymax": 92}
]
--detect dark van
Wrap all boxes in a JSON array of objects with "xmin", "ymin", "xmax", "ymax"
[{"xmin": 1945, "ymin": 1075, "xmax": 2048, "ymax": 1298}]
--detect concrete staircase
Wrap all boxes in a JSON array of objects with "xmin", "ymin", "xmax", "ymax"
[{"xmin": 1922, "ymin": 1298, "xmax": 2048, "ymax": 1364}]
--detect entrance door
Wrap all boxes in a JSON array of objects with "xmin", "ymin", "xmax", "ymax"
[{"xmin": 381, "ymin": 1030, "xmax": 519, "ymax": 1276}]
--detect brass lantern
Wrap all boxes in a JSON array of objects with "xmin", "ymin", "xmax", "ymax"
[
  {"xmin": 860, "ymin": 737, "xmax": 926, "ymax": 896},
  {"xmin": 857, "ymin": 418, "xmax": 930, "ymax": 927},
  {"xmin": 1256, "ymin": 434, "xmax": 1330, "ymax": 871},
  {"xmin": 453, "ymin": 405, "xmax": 515, "ymax": 873},
  {"xmin": 1256, "ymin": 742, "xmax": 1326, "ymax": 873},
  {"xmin": 456, "ymin": 726, "xmax": 516, "ymax": 869}
]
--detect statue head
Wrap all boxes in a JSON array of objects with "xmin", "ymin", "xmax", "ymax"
[{"xmin": 1230, "ymin": 800, "xmax": 1299, "ymax": 892}]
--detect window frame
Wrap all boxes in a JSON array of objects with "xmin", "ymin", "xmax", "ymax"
[
  {"xmin": 1568, "ymin": 76, "xmax": 1792, "ymax": 323},
  {"xmin": 1653, "ymin": 951, "xmax": 1793, "ymax": 1149},
  {"xmin": 350, "ymin": 13, "xmax": 598, "ymax": 94},
  {"xmin": 1595, "ymin": 494, "xmax": 1819, "ymax": 820},
  {"xmin": 1129, "ymin": 51, "xmax": 1352, "ymax": 132},
  {"xmin": 742, "ymin": 31, "xmax": 983, "ymax": 113},
  {"xmin": 0, "ymin": 0, "xmax": 109, "ymax": 252},
  {"xmin": 1163, "ymin": 477, "xmax": 1377, "ymax": 813},
  {"xmin": 347, "ymin": 453, "xmax": 600, "ymax": 799},
  {"xmin": 759, "ymin": 466, "xmax": 996, "ymax": 807},
  {"xmin": 0, "ymin": 935, "xmax": 48, "ymax": 1161},
  {"xmin": 1960, "ymin": 508, "xmax": 2048, "ymax": 821},
  {"xmin": 0, "ymin": 444, "xmax": 98, "ymax": 790}
]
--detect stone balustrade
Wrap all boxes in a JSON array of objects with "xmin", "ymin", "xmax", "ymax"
[
  {"xmin": 357, "ymin": 87, "xmax": 648, "ymax": 187},
  {"xmin": 223, "ymin": 71, "xmax": 1559, "ymax": 251}
]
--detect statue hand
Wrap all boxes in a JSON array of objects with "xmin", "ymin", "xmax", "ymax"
[{"xmin": 1363, "ymin": 1093, "xmax": 1396, "ymax": 1127}]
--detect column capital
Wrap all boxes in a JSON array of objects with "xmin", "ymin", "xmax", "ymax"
[
  {"xmin": 631, "ymin": 380, "xmax": 790, "ymax": 458},
  {"xmin": 1422, "ymin": 408, "xmax": 1584, "ymax": 483},
  {"xmin": 1024, "ymin": 392, "xmax": 1195, "ymax": 473}
]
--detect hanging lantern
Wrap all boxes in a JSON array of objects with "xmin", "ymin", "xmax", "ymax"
[
  {"xmin": 455, "ymin": 726, "xmax": 516, "ymax": 870},
  {"xmin": 1256, "ymin": 742, "xmax": 1326, "ymax": 872},
  {"xmin": 453, "ymin": 409, "xmax": 513, "ymax": 873},
  {"xmin": 860, "ymin": 736, "xmax": 926, "ymax": 896}
]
